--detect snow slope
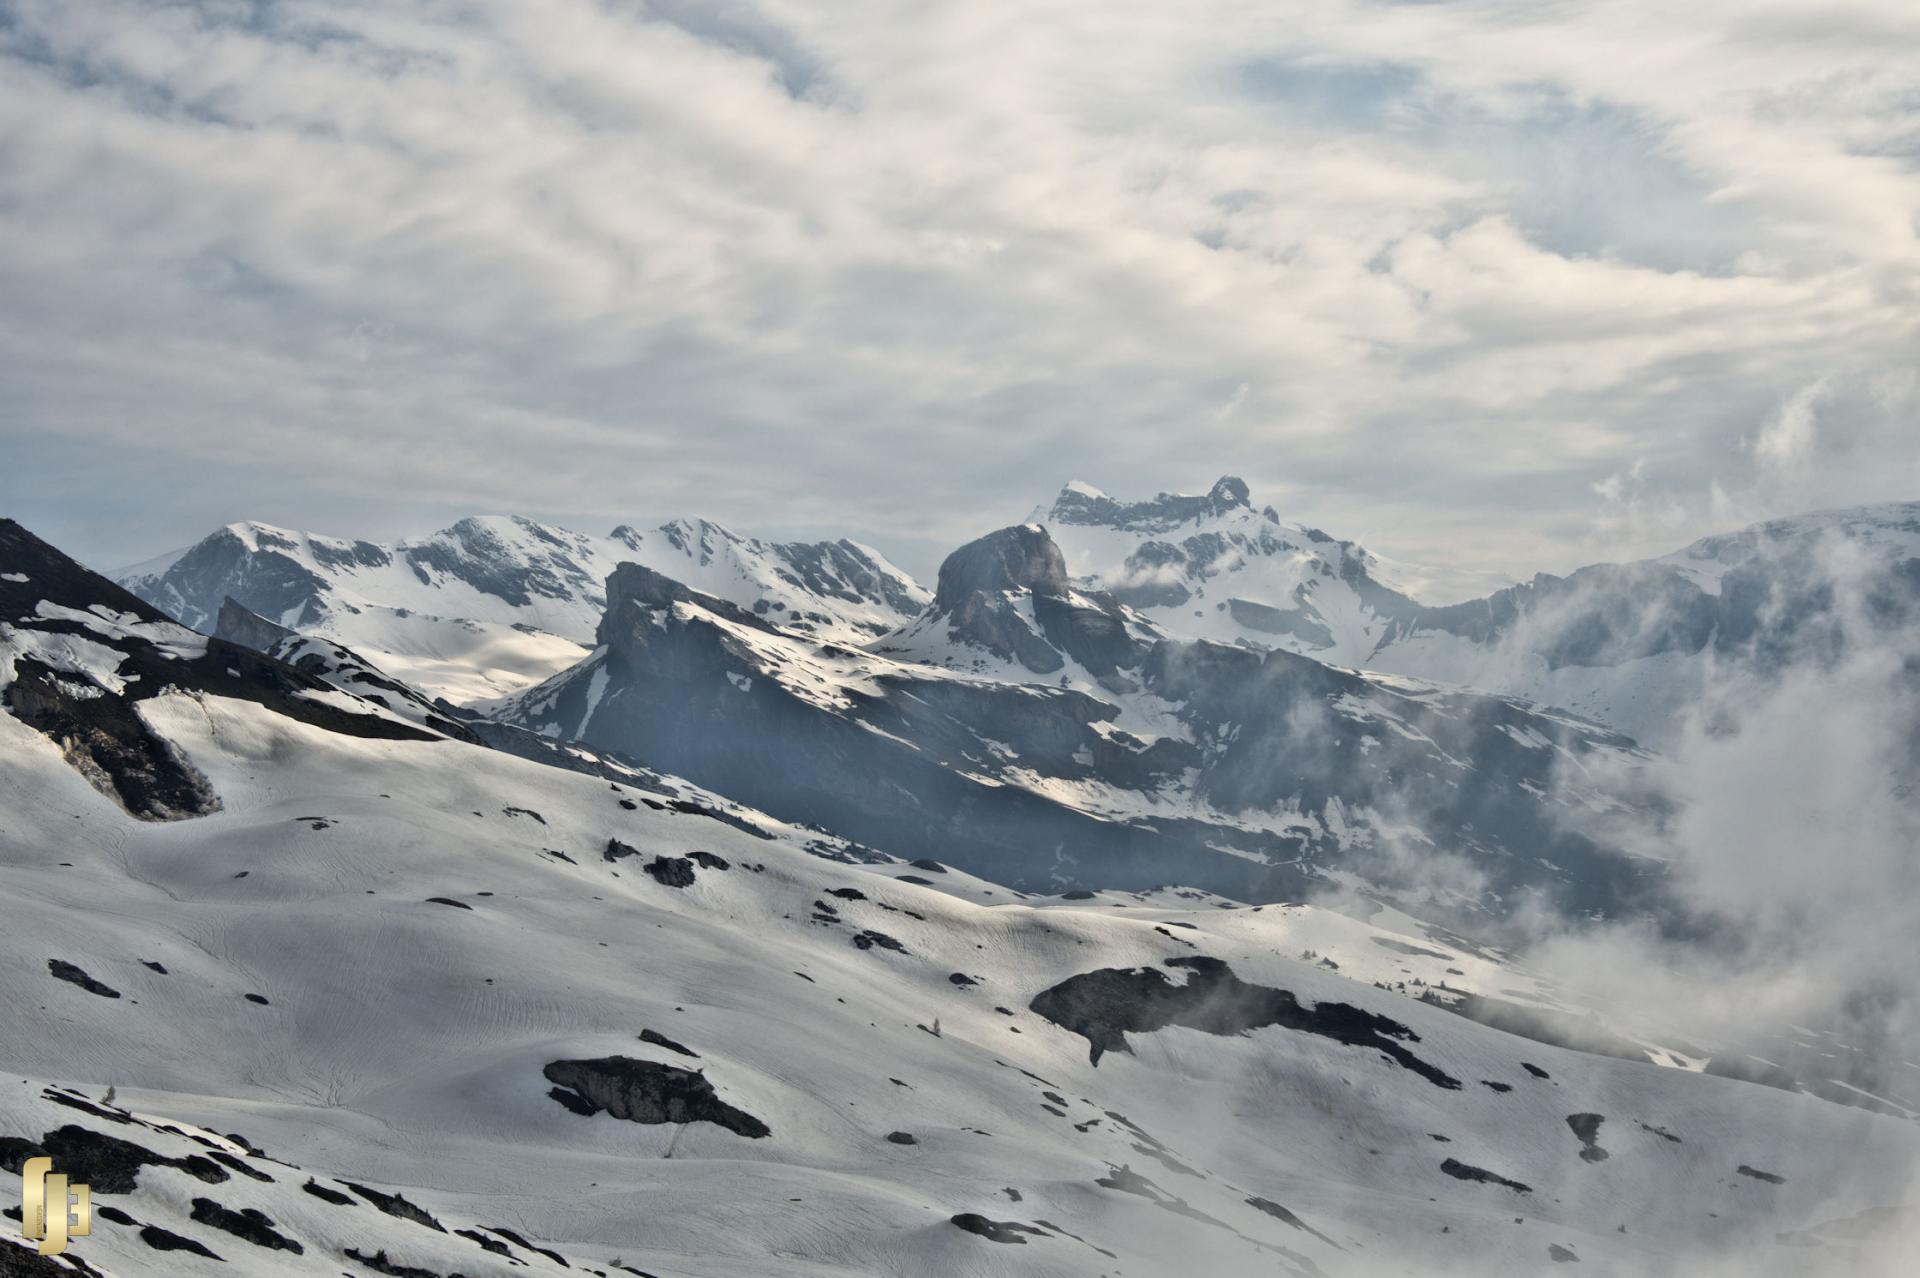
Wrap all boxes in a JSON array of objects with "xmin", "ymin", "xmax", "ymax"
[
  {"xmin": 7, "ymin": 692, "xmax": 1919, "ymax": 1277},
  {"xmin": 7, "ymin": 516, "xmax": 1920, "ymax": 1277}
]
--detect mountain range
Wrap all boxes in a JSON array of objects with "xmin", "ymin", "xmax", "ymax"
[
  {"xmin": 118, "ymin": 516, "xmax": 927, "ymax": 703},
  {"xmin": 6, "ymin": 513, "xmax": 1919, "ymax": 1277},
  {"xmin": 4, "ymin": 480, "xmax": 1919, "ymax": 1275}
]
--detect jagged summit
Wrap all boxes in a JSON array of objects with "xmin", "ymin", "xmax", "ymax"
[
  {"xmin": 1031, "ymin": 475, "xmax": 1423, "ymax": 664},
  {"xmin": 1047, "ymin": 475, "xmax": 1256, "ymax": 533}
]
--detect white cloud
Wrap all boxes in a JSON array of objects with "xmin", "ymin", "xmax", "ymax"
[{"xmin": 0, "ymin": 0, "xmax": 1916, "ymax": 576}]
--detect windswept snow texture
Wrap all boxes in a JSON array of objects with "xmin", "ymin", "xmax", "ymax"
[{"xmin": 117, "ymin": 514, "xmax": 928, "ymax": 703}]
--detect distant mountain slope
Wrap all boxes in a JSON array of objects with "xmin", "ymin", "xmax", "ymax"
[
  {"xmin": 3, "ymin": 556, "xmax": 1913, "ymax": 1275},
  {"xmin": 115, "ymin": 515, "xmax": 928, "ymax": 703},
  {"xmin": 495, "ymin": 523, "xmax": 1657, "ymax": 920},
  {"xmin": 1363, "ymin": 503, "xmax": 1920, "ymax": 742},
  {"xmin": 1029, "ymin": 476, "xmax": 1502, "ymax": 670},
  {"xmin": 1037, "ymin": 480, "xmax": 1920, "ymax": 744}
]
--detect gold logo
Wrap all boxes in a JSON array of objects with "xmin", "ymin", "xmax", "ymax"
[{"xmin": 20, "ymin": 1157, "xmax": 91, "ymax": 1256}]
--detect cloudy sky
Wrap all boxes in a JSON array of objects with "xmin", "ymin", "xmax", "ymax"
[{"xmin": 2, "ymin": 0, "xmax": 1917, "ymax": 584}]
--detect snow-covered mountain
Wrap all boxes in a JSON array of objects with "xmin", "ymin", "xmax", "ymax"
[
  {"xmin": 496, "ymin": 522, "xmax": 1656, "ymax": 922},
  {"xmin": 1361, "ymin": 502, "xmax": 1920, "ymax": 743},
  {"xmin": 1035, "ymin": 480, "xmax": 1920, "ymax": 745},
  {"xmin": 115, "ymin": 515, "xmax": 928, "ymax": 705},
  {"xmin": 7, "ymin": 518, "xmax": 1917, "ymax": 1278},
  {"xmin": 1029, "ymin": 477, "xmax": 1433, "ymax": 667}
]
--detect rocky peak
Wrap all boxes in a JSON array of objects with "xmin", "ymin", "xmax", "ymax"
[
  {"xmin": 1208, "ymin": 475, "xmax": 1251, "ymax": 509},
  {"xmin": 1047, "ymin": 476, "xmax": 1254, "ymax": 532},
  {"xmin": 598, "ymin": 561, "xmax": 775, "ymax": 650},
  {"xmin": 933, "ymin": 525, "xmax": 1070, "ymax": 614}
]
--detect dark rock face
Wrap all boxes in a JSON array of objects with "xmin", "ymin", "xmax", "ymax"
[
  {"xmin": 1226, "ymin": 596, "xmax": 1335, "ymax": 648},
  {"xmin": 543, "ymin": 1057, "xmax": 771, "ymax": 1138},
  {"xmin": 1439, "ymin": 1158, "xmax": 1532, "ymax": 1194},
  {"xmin": 0, "ymin": 1125, "xmax": 228, "ymax": 1195},
  {"xmin": 949, "ymin": 1213, "xmax": 1045, "ymax": 1244},
  {"xmin": 47, "ymin": 959, "xmax": 120, "ymax": 999},
  {"xmin": 934, "ymin": 525, "xmax": 1071, "ymax": 610},
  {"xmin": 343, "ymin": 1247, "xmax": 441, "ymax": 1277},
  {"xmin": 343, "ymin": 1182, "xmax": 446, "ymax": 1232},
  {"xmin": 1244, "ymin": 1196, "xmax": 1340, "ymax": 1249},
  {"xmin": 639, "ymin": 1028, "xmax": 699, "ymax": 1058},
  {"xmin": 1737, "ymin": 1164, "xmax": 1786, "ymax": 1184},
  {"xmin": 920, "ymin": 524, "xmax": 1151, "ymax": 679},
  {"xmin": 302, "ymin": 1178, "xmax": 356, "ymax": 1206},
  {"xmin": 1566, "ymin": 1114, "xmax": 1610, "ymax": 1163},
  {"xmin": 190, "ymin": 1197, "xmax": 303, "ymax": 1253},
  {"xmin": 1030, "ymin": 956, "xmax": 1459, "ymax": 1088},
  {"xmin": 6, "ymin": 657, "xmax": 224, "ymax": 820},
  {"xmin": 644, "ymin": 856, "xmax": 697, "ymax": 888},
  {"xmin": 138, "ymin": 1224, "xmax": 223, "ymax": 1260},
  {"xmin": 1389, "ymin": 561, "xmax": 1722, "ymax": 667},
  {"xmin": 0, "ymin": 1234, "xmax": 109, "ymax": 1276},
  {"xmin": 455, "ymin": 1228, "xmax": 513, "ymax": 1257},
  {"xmin": 483, "ymin": 1225, "xmax": 568, "ymax": 1267}
]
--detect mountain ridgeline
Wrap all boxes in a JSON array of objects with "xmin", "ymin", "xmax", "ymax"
[
  {"xmin": 494, "ymin": 522, "xmax": 1652, "ymax": 917},
  {"xmin": 105, "ymin": 480, "xmax": 1920, "ymax": 921}
]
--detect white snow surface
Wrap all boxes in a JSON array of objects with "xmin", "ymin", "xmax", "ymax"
[{"xmin": 2, "ymin": 693, "xmax": 1916, "ymax": 1276}]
